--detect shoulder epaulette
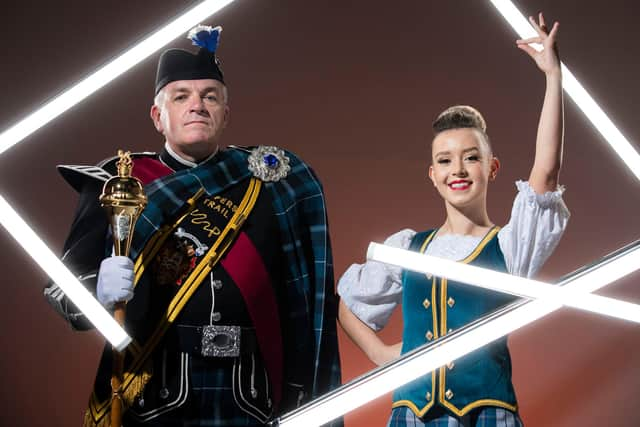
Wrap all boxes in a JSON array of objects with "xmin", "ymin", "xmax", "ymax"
[{"xmin": 57, "ymin": 152, "xmax": 157, "ymax": 193}]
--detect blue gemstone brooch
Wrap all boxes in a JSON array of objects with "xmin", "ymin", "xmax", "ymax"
[{"xmin": 247, "ymin": 146, "xmax": 291, "ymax": 182}]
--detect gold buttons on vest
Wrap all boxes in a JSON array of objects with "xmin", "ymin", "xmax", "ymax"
[
  {"xmin": 425, "ymin": 330, "xmax": 434, "ymax": 341},
  {"xmin": 422, "ymin": 298, "xmax": 431, "ymax": 309},
  {"xmin": 447, "ymin": 361, "xmax": 455, "ymax": 370},
  {"xmin": 425, "ymin": 392, "xmax": 432, "ymax": 400},
  {"xmin": 447, "ymin": 297, "xmax": 455, "ymax": 308},
  {"xmin": 445, "ymin": 389, "xmax": 454, "ymax": 400}
]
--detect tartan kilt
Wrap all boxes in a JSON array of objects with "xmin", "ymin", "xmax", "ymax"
[{"xmin": 387, "ymin": 406, "xmax": 524, "ymax": 427}]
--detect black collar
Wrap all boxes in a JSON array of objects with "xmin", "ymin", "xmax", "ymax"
[
  {"xmin": 159, "ymin": 144, "xmax": 221, "ymax": 172},
  {"xmin": 159, "ymin": 147, "xmax": 191, "ymax": 172}
]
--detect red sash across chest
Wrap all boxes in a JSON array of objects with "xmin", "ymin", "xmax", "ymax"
[{"xmin": 131, "ymin": 156, "xmax": 174, "ymax": 184}]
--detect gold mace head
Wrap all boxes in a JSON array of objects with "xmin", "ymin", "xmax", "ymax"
[
  {"xmin": 99, "ymin": 150, "xmax": 148, "ymax": 257},
  {"xmin": 116, "ymin": 149, "xmax": 134, "ymax": 178}
]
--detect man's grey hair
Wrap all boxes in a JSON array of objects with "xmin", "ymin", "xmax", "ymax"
[{"xmin": 153, "ymin": 84, "xmax": 229, "ymax": 108}]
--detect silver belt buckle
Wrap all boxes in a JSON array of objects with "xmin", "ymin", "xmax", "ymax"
[{"xmin": 201, "ymin": 325, "xmax": 241, "ymax": 357}]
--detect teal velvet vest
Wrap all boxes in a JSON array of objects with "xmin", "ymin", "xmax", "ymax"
[{"xmin": 392, "ymin": 227, "xmax": 519, "ymax": 418}]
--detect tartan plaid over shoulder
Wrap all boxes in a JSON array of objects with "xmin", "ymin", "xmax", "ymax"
[
  {"xmin": 129, "ymin": 146, "xmax": 342, "ymax": 420},
  {"xmin": 266, "ymin": 150, "xmax": 342, "ymax": 402}
]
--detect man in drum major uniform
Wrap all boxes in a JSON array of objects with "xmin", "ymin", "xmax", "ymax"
[{"xmin": 44, "ymin": 25, "xmax": 342, "ymax": 426}]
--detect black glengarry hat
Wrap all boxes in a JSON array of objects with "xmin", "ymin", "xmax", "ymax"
[{"xmin": 155, "ymin": 25, "xmax": 225, "ymax": 94}]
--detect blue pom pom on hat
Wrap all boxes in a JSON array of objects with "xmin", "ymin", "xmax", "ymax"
[{"xmin": 188, "ymin": 25, "xmax": 222, "ymax": 53}]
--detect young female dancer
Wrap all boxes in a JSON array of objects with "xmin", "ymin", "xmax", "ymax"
[{"xmin": 337, "ymin": 13, "xmax": 569, "ymax": 427}]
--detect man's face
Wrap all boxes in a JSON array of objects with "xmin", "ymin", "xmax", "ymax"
[{"xmin": 150, "ymin": 79, "xmax": 229, "ymax": 162}]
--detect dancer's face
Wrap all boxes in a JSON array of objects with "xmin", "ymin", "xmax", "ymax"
[{"xmin": 429, "ymin": 128, "xmax": 499, "ymax": 210}]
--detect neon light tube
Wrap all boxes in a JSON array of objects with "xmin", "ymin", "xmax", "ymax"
[
  {"xmin": 0, "ymin": 195, "xmax": 131, "ymax": 351},
  {"xmin": 275, "ymin": 240, "xmax": 640, "ymax": 427},
  {"xmin": 489, "ymin": 0, "xmax": 640, "ymax": 181},
  {"xmin": 366, "ymin": 242, "xmax": 640, "ymax": 323},
  {"xmin": 0, "ymin": 0, "xmax": 236, "ymax": 156}
]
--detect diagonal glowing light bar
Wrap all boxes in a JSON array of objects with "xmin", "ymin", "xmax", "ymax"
[
  {"xmin": 366, "ymin": 243, "xmax": 640, "ymax": 323},
  {"xmin": 0, "ymin": 0, "xmax": 236, "ymax": 156},
  {"xmin": 275, "ymin": 240, "xmax": 640, "ymax": 427},
  {"xmin": 489, "ymin": 0, "xmax": 640, "ymax": 181},
  {"xmin": 0, "ymin": 195, "xmax": 132, "ymax": 351}
]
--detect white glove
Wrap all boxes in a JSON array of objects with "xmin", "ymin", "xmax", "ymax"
[{"xmin": 97, "ymin": 256, "xmax": 135, "ymax": 310}]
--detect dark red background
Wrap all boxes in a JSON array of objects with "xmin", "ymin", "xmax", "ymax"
[{"xmin": 1, "ymin": 1, "xmax": 639, "ymax": 426}]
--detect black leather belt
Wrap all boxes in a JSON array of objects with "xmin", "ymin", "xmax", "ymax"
[{"xmin": 176, "ymin": 324, "xmax": 258, "ymax": 357}]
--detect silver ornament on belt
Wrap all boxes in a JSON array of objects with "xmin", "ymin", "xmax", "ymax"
[{"xmin": 247, "ymin": 146, "xmax": 291, "ymax": 182}]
